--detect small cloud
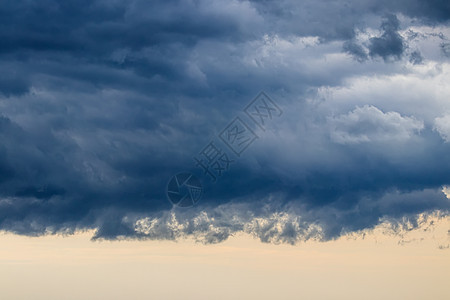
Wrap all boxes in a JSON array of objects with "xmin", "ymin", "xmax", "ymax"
[
  {"xmin": 442, "ymin": 186, "xmax": 450, "ymax": 199},
  {"xmin": 329, "ymin": 105, "xmax": 424, "ymax": 144},
  {"xmin": 409, "ymin": 50, "xmax": 424, "ymax": 65},
  {"xmin": 369, "ymin": 14, "xmax": 405, "ymax": 61},
  {"xmin": 434, "ymin": 115, "xmax": 450, "ymax": 142}
]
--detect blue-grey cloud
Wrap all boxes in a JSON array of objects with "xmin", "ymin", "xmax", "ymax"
[
  {"xmin": 343, "ymin": 40, "xmax": 369, "ymax": 62},
  {"xmin": 0, "ymin": 0, "xmax": 449, "ymax": 243},
  {"xmin": 368, "ymin": 14, "xmax": 405, "ymax": 61},
  {"xmin": 409, "ymin": 50, "xmax": 424, "ymax": 64}
]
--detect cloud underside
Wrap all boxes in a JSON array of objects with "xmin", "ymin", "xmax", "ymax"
[{"xmin": 0, "ymin": 0, "xmax": 450, "ymax": 243}]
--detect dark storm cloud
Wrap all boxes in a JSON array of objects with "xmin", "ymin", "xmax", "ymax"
[
  {"xmin": 0, "ymin": 0, "xmax": 449, "ymax": 242},
  {"xmin": 369, "ymin": 14, "xmax": 405, "ymax": 61},
  {"xmin": 399, "ymin": 0, "xmax": 450, "ymax": 22}
]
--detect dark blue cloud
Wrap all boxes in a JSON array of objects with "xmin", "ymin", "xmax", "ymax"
[
  {"xmin": 0, "ymin": 0, "xmax": 449, "ymax": 242},
  {"xmin": 368, "ymin": 14, "xmax": 405, "ymax": 61}
]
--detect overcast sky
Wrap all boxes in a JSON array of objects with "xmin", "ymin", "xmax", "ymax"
[{"xmin": 0, "ymin": 0, "xmax": 449, "ymax": 244}]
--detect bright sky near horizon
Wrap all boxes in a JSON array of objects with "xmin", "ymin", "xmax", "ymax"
[{"xmin": 1, "ymin": 215, "xmax": 449, "ymax": 300}]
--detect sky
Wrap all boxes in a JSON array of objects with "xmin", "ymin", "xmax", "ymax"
[
  {"xmin": 0, "ymin": 1, "xmax": 450, "ymax": 297},
  {"xmin": 0, "ymin": 215, "xmax": 449, "ymax": 300}
]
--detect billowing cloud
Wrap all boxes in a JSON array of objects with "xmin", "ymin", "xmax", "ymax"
[
  {"xmin": 0, "ymin": 0, "xmax": 449, "ymax": 243},
  {"xmin": 329, "ymin": 105, "xmax": 424, "ymax": 144}
]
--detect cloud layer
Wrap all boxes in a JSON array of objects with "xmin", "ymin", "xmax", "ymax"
[{"xmin": 0, "ymin": 0, "xmax": 449, "ymax": 243}]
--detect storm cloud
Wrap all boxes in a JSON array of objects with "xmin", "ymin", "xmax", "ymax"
[
  {"xmin": 368, "ymin": 14, "xmax": 405, "ymax": 61},
  {"xmin": 0, "ymin": 0, "xmax": 449, "ymax": 243}
]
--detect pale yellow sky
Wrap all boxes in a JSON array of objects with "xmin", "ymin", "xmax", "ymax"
[{"xmin": 0, "ymin": 214, "xmax": 449, "ymax": 300}]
